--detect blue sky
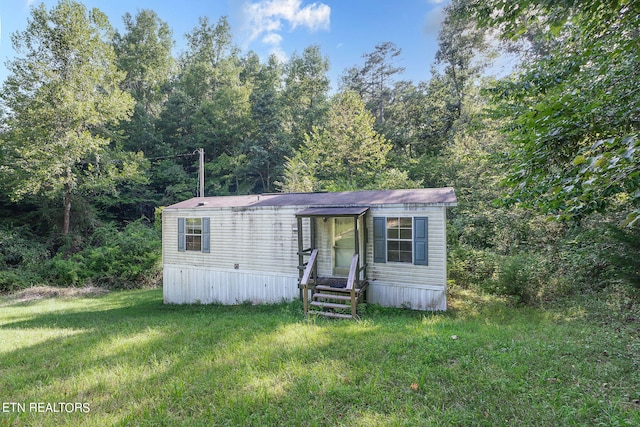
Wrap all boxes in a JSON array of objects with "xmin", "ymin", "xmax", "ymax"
[{"xmin": 0, "ymin": 0, "xmax": 451, "ymax": 90}]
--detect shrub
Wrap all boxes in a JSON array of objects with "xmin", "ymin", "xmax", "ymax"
[
  {"xmin": 46, "ymin": 220, "xmax": 161, "ymax": 289},
  {"xmin": 488, "ymin": 253, "xmax": 540, "ymax": 305},
  {"xmin": 448, "ymin": 246, "xmax": 498, "ymax": 289},
  {"xmin": 551, "ymin": 223, "xmax": 640, "ymax": 293},
  {"xmin": 0, "ymin": 269, "xmax": 44, "ymax": 292},
  {"xmin": 0, "ymin": 226, "xmax": 49, "ymax": 292}
]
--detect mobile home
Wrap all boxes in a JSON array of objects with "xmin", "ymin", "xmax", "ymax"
[{"xmin": 162, "ymin": 188, "xmax": 457, "ymax": 317}]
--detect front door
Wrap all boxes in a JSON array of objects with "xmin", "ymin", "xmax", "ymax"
[{"xmin": 333, "ymin": 218, "xmax": 355, "ymax": 276}]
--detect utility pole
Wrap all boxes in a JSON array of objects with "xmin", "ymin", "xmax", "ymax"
[{"xmin": 198, "ymin": 148, "xmax": 205, "ymax": 198}]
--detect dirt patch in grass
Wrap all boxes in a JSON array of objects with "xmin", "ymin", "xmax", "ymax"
[{"xmin": 4, "ymin": 286, "xmax": 109, "ymax": 303}]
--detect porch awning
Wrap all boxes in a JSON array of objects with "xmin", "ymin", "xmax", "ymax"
[{"xmin": 295, "ymin": 206, "xmax": 369, "ymax": 217}]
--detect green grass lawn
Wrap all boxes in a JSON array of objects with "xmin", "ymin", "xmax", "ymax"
[{"xmin": 0, "ymin": 287, "xmax": 638, "ymax": 426}]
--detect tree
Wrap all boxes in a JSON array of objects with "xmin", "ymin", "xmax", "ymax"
[
  {"xmin": 244, "ymin": 53, "xmax": 287, "ymax": 192},
  {"xmin": 113, "ymin": 9, "xmax": 175, "ymax": 117},
  {"xmin": 434, "ymin": 2, "xmax": 490, "ymax": 119},
  {"xmin": 283, "ymin": 91, "xmax": 391, "ymax": 191},
  {"xmin": 282, "ymin": 45, "xmax": 331, "ymax": 148},
  {"xmin": 0, "ymin": 0, "xmax": 137, "ymax": 236},
  {"xmin": 469, "ymin": 0, "xmax": 640, "ymax": 226},
  {"xmin": 340, "ymin": 41, "xmax": 404, "ymax": 125},
  {"xmin": 158, "ymin": 16, "xmax": 252, "ymax": 195}
]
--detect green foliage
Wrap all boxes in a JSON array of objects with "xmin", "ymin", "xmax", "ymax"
[
  {"xmin": 244, "ymin": 54, "xmax": 288, "ymax": 193},
  {"xmin": 488, "ymin": 253, "xmax": 541, "ymax": 305},
  {"xmin": 474, "ymin": 0, "xmax": 640, "ymax": 224},
  {"xmin": 368, "ymin": 168, "xmax": 423, "ymax": 190},
  {"xmin": 281, "ymin": 45, "xmax": 330, "ymax": 148},
  {"xmin": 340, "ymin": 41, "xmax": 405, "ymax": 125},
  {"xmin": 552, "ymin": 221, "xmax": 640, "ymax": 292},
  {"xmin": 113, "ymin": 9, "xmax": 175, "ymax": 116},
  {"xmin": 277, "ymin": 153, "xmax": 318, "ymax": 193},
  {"xmin": 448, "ymin": 246, "xmax": 498, "ymax": 289},
  {"xmin": 47, "ymin": 220, "xmax": 161, "ymax": 288},
  {"xmin": 0, "ymin": 226, "xmax": 50, "ymax": 291},
  {"xmin": 283, "ymin": 91, "xmax": 392, "ymax": 191},
  {"xmin": 0, "ymin": 0, "xmax": 138, "ymax": 235}
]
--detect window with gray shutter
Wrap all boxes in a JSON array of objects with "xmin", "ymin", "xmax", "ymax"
[
  {"xmin": 178, "ymin": 217, "xmax": 210, "ymax": 253},
  {"xmin": 413, "ymin": 217, "xmax": 428, "ymax": 266},
  {"xmin": 178, "ymin": 218, "xmax": 185, "ymax": 252},
  {"xmin": 373, "ymin": 217, "xmax": 386, "ymax": 263},
  {"xmin": 202, "ymin": 217, "xmax": 210, "ymax": 253},
  {"xmin": 374, "ymin": 216, "xmax": 428, "ymax": 265}
]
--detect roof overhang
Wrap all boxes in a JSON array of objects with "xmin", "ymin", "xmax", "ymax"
[{"xmin": 295, "ymin": 206, "xmax": 369, "ymax": 218}]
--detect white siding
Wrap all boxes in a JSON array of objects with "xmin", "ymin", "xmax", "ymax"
[
  {"xmin": 163, "ymin": 206, "xmax": 307, "ymax": 304},
  {"xmin": 163, "ymin": 206, "xmax": 303, "ymax": 273},
  {"xmin": 162, "ymin": 203, "xmax": 449, "ymax": 310},
  {"xmin": 163, "ymin": 265, "xmax": 298, "ymax": 304},
  {"xmin": 365, "ymin": 206, "xmax": 446, "ymax": 285},
  {"xmin": 367, "ymin": 283, "xmax": 446, "ymax": 311},
  {"xmin": 364, "ymin": 206, "xmax": 447, "ymax": 310}
]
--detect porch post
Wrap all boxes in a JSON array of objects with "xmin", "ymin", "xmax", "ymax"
[
  {"xmin": 297, "ymin": 216, "xmax": 304, "ymax": 300},
  {"xmin": 360, "ymin": 214, "xmax": 366, "ymax": 281},
  {"xmin": 310, "ymin": 218, "xmax": 317, "ymax": 282},
  {"xmin": 354, "ymin": 216, "xmax": 360, "ymax": 283},
  {"xmin": 310, "ymin": 217, "xmax": 316, "ymax": 250}
]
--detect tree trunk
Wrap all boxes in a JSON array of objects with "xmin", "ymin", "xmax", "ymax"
[{"xmin": 62, "ymin": 182, "xmax": 72, "ymax": 236}]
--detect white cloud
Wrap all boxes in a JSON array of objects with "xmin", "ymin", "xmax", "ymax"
[
  {"xmin": 423, "ymin": 5, "xmax": 445, "ymax": 36},
  {"xmin": 262, "ymin": 32, "xmax": 283, "ymax": 45},
  {"xmin": 244, "ymin": 0, "xmax": 330, "ymax": 42},
  {"xmin": 239, "ymin": 0, "xmax": 330, "ymax": 60}
]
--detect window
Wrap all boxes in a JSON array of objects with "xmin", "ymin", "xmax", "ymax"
[
  {"xmin": 185, "ymin": 218, "xmax": 202, "ymax": 251},
  {"xmin": 178, "ymin": 217, "xmax": 210, "ymax": 253},
  {"xmin": 386, "ymin": 217, "xmax": 412, "ymax": 263},
  {"xmin": 373, "ymin": 216, "xmax": 428, "ymax": 265}
]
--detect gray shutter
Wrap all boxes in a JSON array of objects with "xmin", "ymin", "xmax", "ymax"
[
  {"xmin": 202, "ymin": 217, "xmax": 210, "ymax": 253},
  {"xmin": 413, "ymin": 217, "xmax": 428, "ymax": 266},
  {"xmin": 373, "ymin": 217, "xmax": 386, "ymax": 263},
  {"xmin": 177, "ymin": 218, "xmax": 185, "ymax": 252}
]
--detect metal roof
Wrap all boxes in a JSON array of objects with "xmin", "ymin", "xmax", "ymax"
[
  {"xmin": 294, "ymin": 206, "xmax": 369, "ymax": 217},
  {"xmin": 165, "ymin": 187, "xmax": 457, "ymax": 210}
]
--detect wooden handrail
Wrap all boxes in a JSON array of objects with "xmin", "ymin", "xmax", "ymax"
[
  {"xmin": 300, "ymin": 249, "xmax": 318, "ymax": 287},
  {"xmin": 346, "ymin": 254, "xmax": 359, "ymax": 317},
  {"xmin": 301, "ymin": 249, "xmax": 318, "ymax": 316},
  {"xmin": 346, "ymin": 254, "xmax": 359, "ymax": 291}
]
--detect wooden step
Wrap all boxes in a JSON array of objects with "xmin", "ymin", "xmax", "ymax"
[
  {"xmin": 315, "ymin": 285, "xmax": 361, "ymax": 294},
  {"xmin": 311, "ymin": 311, "xmax": 354, "ymax": 319},
  {"xmin": 310, "ymin": 301, "xmax": 350, "ymax": 310},
  {"xmin": 313, "ymin": 293, "xmax": 351, "ymax": 301}
]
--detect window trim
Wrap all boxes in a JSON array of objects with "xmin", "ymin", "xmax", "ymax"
[
  {"xmin": 386, "ymin": 217, "xmax": 413, "ymax": 263},
  {"xmin": 373, "ymin": 216, "xmax": 428, "ymax": 266},
  {"xmin": 177, "ymin": 217, "xmax": 210, "ymax": 253},
  {"xmin": 185, "ymin": 218, "xmax": 203, "ymax": 252}
]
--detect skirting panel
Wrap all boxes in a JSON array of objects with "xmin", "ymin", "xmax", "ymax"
[
  {"xmin": 163, "ymin": 265, "xmax": 299, "ymax": 305},
  {"xmin": 366, "ymin": 281, "xmax": 446, "ymax": 311}
]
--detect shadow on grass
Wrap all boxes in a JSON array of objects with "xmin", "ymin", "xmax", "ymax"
[
  {"xmin": 1, "ymin": 289, "xmax": 412, "ymax": 425},
  {"xmin": 2, "ymin": 288, "xmax": 636, "ymax": 426}
]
